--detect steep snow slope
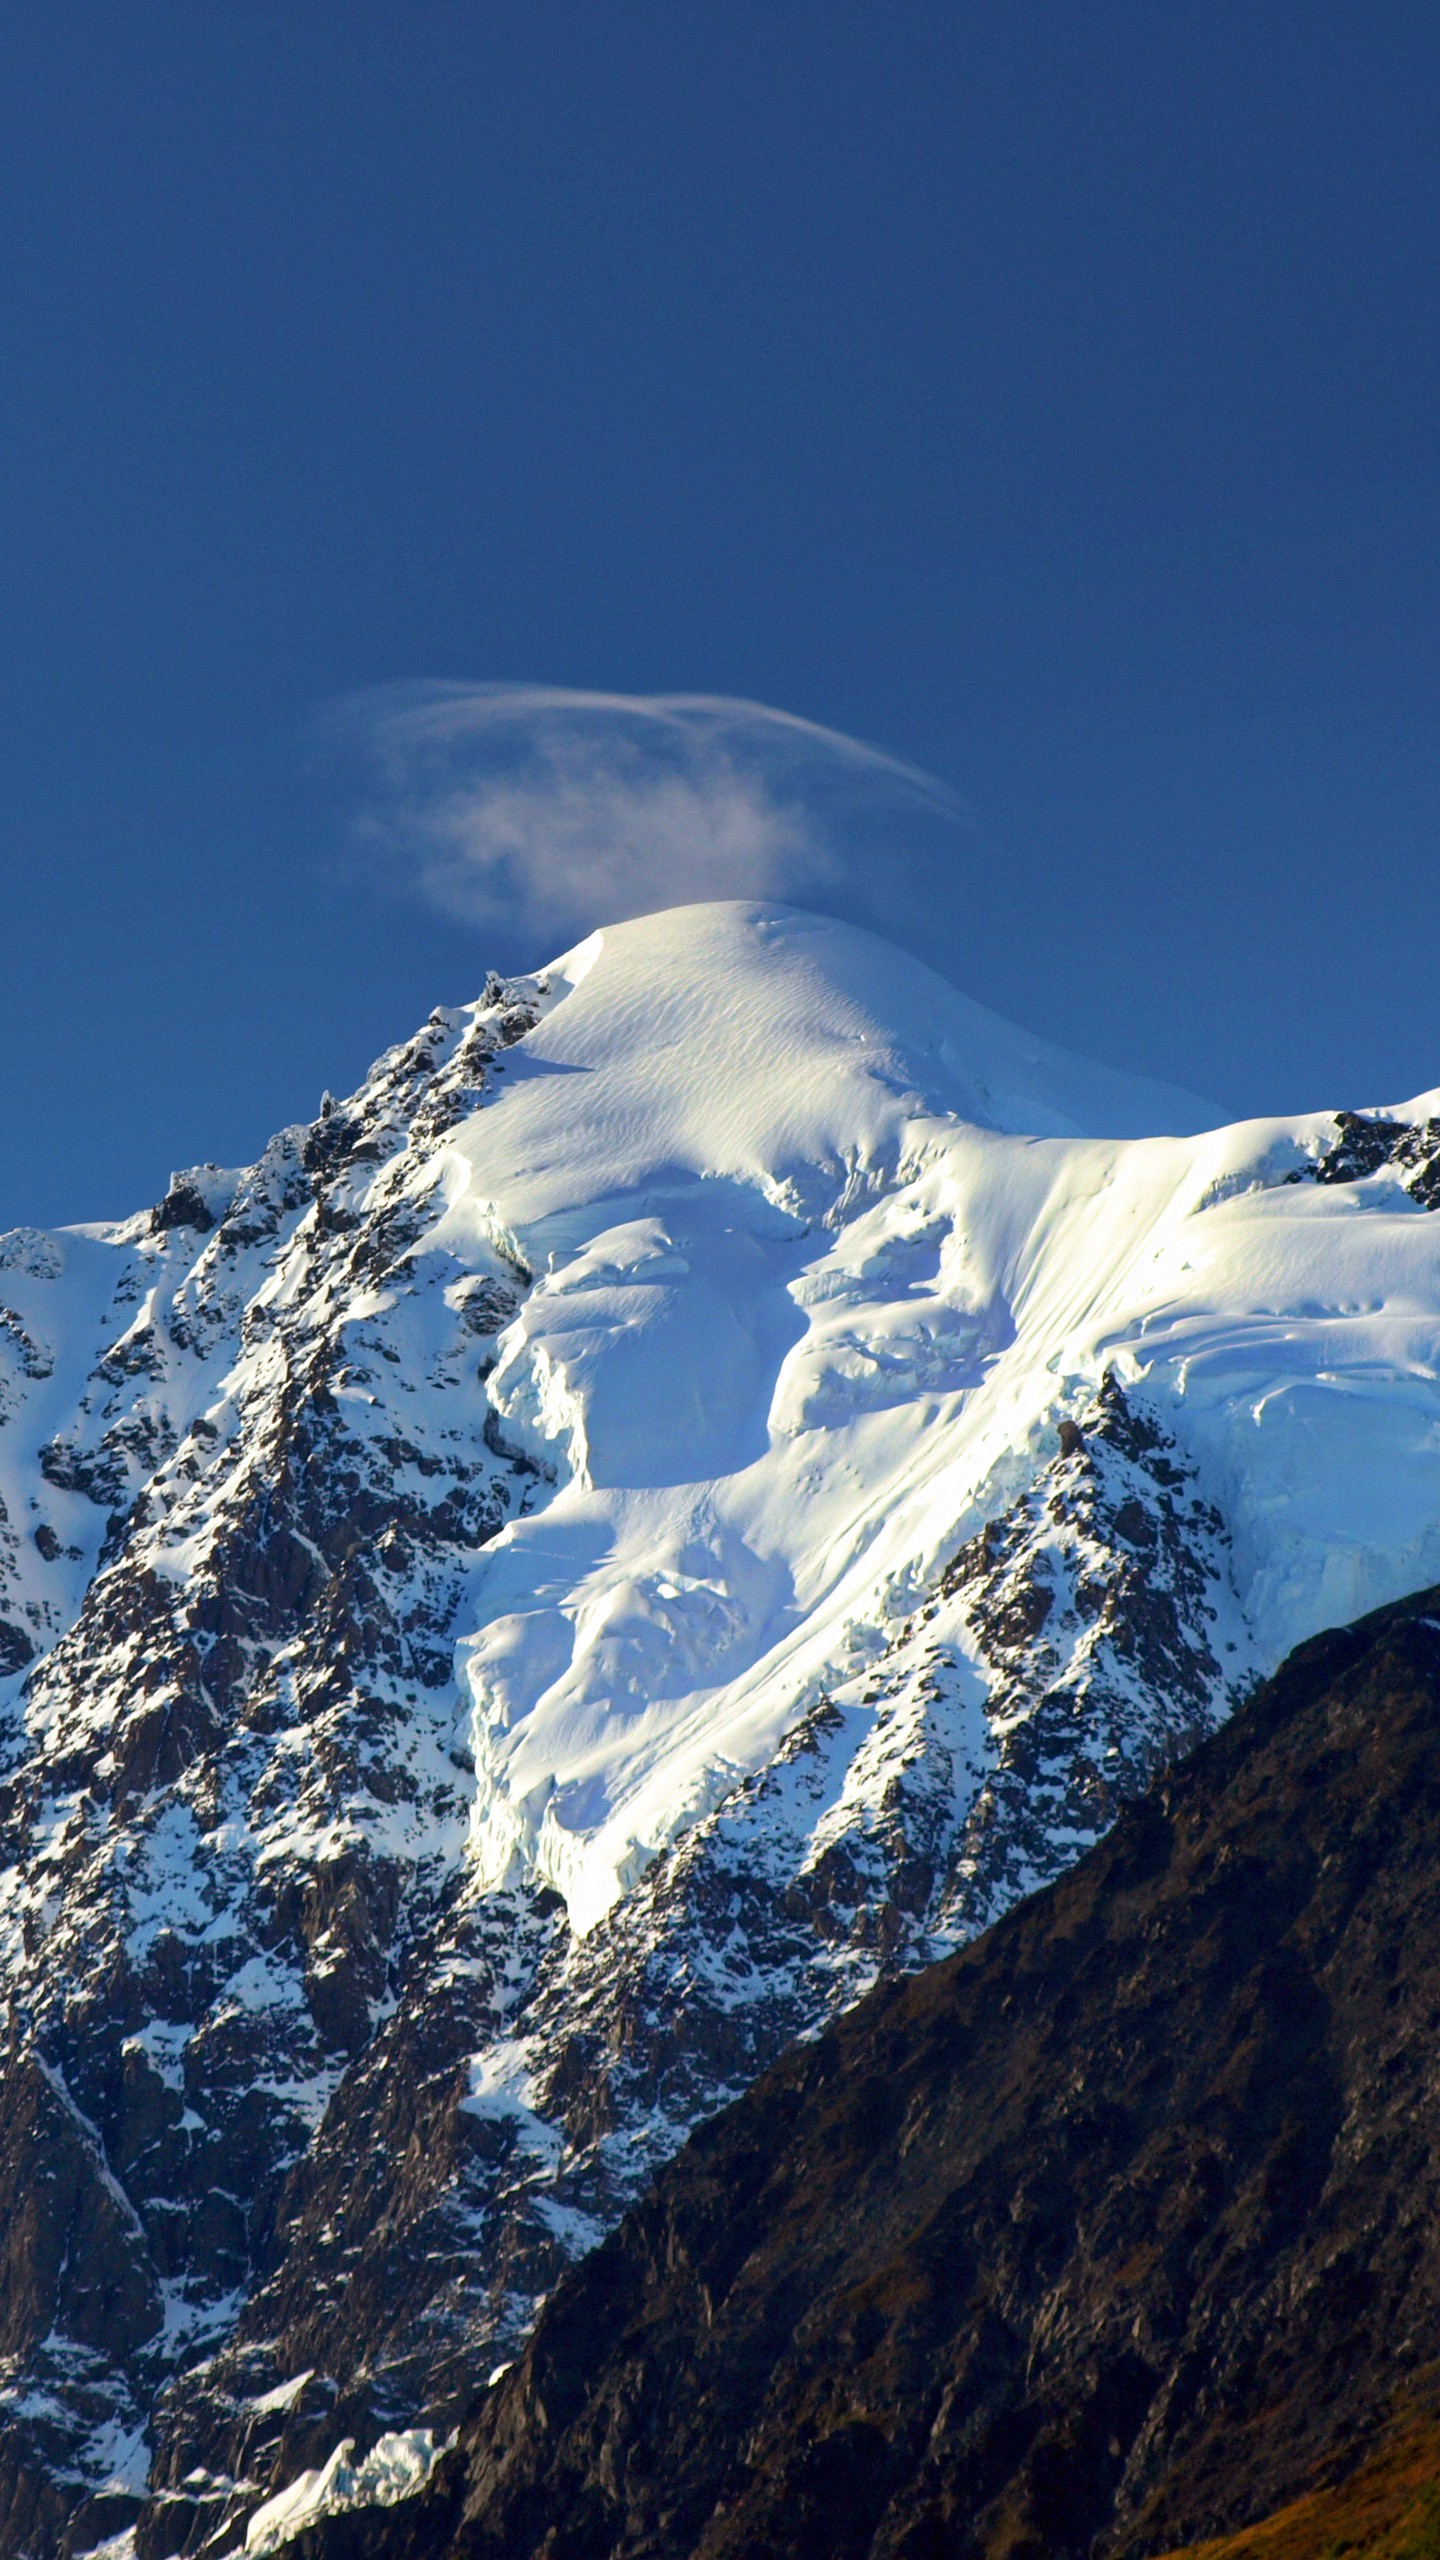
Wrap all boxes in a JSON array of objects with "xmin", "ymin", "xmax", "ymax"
[
  {"xmin": 425, "ymin": 904, "xmax": 1436, "ymax": 1932},
  {"xmin": 3, "ymin": 902, "xmax": 1440, "ymax": 2556},
  {"xmin": 428, "ymin": 904, "xmax": 1221, "ymax": 1932}
]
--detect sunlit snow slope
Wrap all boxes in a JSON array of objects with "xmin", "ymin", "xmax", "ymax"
[
  {"xmin": 434, "ymin": 903, "xmax": 1433, "ymax": 1926},
  {"xmin": 5, "ymin": 900, "xmax": 1440, "ymax": 2556}
]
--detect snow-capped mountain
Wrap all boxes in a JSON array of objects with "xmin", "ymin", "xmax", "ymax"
[{"xmin": 4, "ymin": 900, "xmax": 1440, "ymax": 2556}]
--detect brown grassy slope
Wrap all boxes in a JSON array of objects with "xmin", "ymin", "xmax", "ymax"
[{"xmin": 1154, "ymin": 2392, "xmax": 1440, "ymax": 2560}]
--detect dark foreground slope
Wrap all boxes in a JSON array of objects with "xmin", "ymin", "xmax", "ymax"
[{"xmin": 323, "ymin": 1585, "xmax": 1440, "ymax": 2560}]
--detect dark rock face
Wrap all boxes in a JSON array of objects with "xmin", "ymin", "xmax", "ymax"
[
  {"xmin": 1292, "ymin": 1108, "xmax": 1440, "ymax": 1206},
  {"xmin": 150, "ymin": 1180, "xmax": 219, "ymax": 1239},
  {"xmin": 375, "ymin": 1587, "xmax": 1440, "ymax": 2560}
]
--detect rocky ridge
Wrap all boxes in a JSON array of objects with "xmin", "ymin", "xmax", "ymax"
[{"xmin": 0, "ymin": 979, "xmax": 543, "ymax": 2553}]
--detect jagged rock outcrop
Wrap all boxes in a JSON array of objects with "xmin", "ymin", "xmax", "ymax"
[{"xmin": 1300, "ymin": 1107, "xmax": 1440, "ymax": 1204}]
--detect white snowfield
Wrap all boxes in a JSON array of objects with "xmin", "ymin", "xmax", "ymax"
[
  {"xmin": 6, "ymin": 899, "xmax": 1440, "ymax": 1949},
  {"xmin": 368, "ymin": 901, "xmax": 1440, "ymax": 1932}
]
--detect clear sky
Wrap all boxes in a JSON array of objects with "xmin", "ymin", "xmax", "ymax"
[{"xmin": 2, "ymin": 2, "xmax": 1437, "ymax": 1228}]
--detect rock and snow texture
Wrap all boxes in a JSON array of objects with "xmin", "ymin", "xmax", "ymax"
[{"xmin": 2, "ymin": 901, "xmax": 1440, "ymax": 2553}]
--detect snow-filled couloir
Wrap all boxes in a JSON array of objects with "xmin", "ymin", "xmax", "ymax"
[{"xmin": 4, "ymin": 900, "xmax": 1440, "ymax": 2557}]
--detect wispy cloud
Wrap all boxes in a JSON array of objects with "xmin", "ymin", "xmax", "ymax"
[{"xmin": 325, "ymin": 682, "xmax": 970, "ymax": 953}]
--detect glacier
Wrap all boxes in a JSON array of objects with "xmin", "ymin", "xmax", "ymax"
[{"xmin": 3, "ymin": 900, "xmax": 1440, "ymax": 2555}]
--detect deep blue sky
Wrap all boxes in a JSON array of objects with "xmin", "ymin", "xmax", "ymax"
[{"xmin": 2, "ymin": 2, "xmax": 1438, "ymax": 1227}]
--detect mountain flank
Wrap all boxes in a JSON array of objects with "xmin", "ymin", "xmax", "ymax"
[{"xmin": 327, "ymin": 1585, "xmax": 1440, "ymax": 2560}]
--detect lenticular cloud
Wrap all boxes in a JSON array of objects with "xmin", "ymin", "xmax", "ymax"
[{"xmin": 329, "ymin": 681, "xmax": 970, "ymax": 949}]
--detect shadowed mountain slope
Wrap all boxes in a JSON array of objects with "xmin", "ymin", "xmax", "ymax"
[{"xmin": 336, "ymin": 1584, "xmax": 1440, "ymax": 2560}]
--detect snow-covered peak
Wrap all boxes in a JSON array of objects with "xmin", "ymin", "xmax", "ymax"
[
  {"xmin": 7, "ymin": 902, "xmax": 1440, "ymax": 2550},
  {"xmin": 516, "ymin": 905, "xmax": 1218, "ymax": 1195},
  {"xmin": 338, "ymin": 904, "xmax": 1422, "ymax": 1935}
]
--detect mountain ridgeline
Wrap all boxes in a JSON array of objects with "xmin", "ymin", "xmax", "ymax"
[{"xmin": 2, "ymin": 902, "xmax": 1440, "ymax": 2555}]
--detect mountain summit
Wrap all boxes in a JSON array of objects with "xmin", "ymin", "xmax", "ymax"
[{"xmin": 3, "ymin": 902, "xmax": 1440, "ymax": 2554}]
